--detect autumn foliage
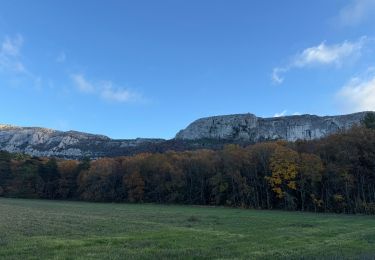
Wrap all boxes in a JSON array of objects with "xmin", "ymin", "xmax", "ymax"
[{"xmin": 1, "ymin": 126, "xmax": 375, "ymax": 214}]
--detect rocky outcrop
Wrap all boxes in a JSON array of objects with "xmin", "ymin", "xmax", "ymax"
[
  {"xmin": 0, "ymin": 124, "xmax": 164, "ymax": 158},
  {"xmin": 0, "ymin": 112, "xmax": 373, "ymax": 158},
  {"xmin": 175, "ymin": 112, "xmax": 371, "ymax": 142}
]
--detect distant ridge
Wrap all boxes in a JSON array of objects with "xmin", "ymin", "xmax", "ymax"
[
  {"xmin": 175, "ymin": 111, "xmax": 372, "ymax": 141},
  {"xmin": 0, "ymin": 111, "xmax": 373, "ymax": 158}
]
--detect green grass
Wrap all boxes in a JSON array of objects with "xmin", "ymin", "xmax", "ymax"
[{"xmin": 1, "ymin": 198, "xmax": 375, "ymax": 259}]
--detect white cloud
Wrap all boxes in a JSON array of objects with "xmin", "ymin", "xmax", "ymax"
[
  {"xmin": 271, "ymin": 67, "xmax": 285, "ymax": 84},
  {"xmin": 1, "ymin": 34, "xmax": 23, "ymax": 56},
  {"xmin": 71, "ymin": 73, "xmax": 142, "ymax": 103},
  {"xmin": 293, "ymin": 39, "xmax": 365, "ymax": 67},
  {"xmin": 272, "ymin": 37, "xmax": 367, "ymax": 84},
  {"xmin": 338, "ymin": 0, "xmax": 375, "ymax": 26},
  {"xmin": 0, "ymin": 34, "xmax": 43, "ymax": 90},
  {"xmin": 274, "ymin": 110, "xmax": 287, "ymax": 117},
  {"xmin": 71, "ymin": 74, "xmax": 95, "ymax": 93},
  {"xmin": 273, "ymin": 110, "xmax": 302, "ymax": 117},
  {"xmin": 56, "ymin": 52, "xmax": 66, "ymax": 63},
  {"xmin": 0, "ymin": 34, "xmax": 27, "ymax": 74},
  {"xmin": 100, "ymin": 81, "xmax": 140, "ymax": 102},
  {"xmin": 337, "ymin": 69, "xmax": 375, "ymax": 112}
]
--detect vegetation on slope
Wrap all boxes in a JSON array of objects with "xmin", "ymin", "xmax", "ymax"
[{"xmin": 1, "ymin": 122, "xmax": 375, "ymax": 214}]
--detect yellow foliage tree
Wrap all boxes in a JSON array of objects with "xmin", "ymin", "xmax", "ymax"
[{"xmin": 267, "ymin": 145, "xmax": 299, "ymax": 199}]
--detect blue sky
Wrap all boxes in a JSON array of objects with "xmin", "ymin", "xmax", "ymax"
[{"xmin": 1, "ymin": 0, "xmax": 375, "ymax": 139}]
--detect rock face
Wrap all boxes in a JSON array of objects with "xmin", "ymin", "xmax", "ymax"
[
  {"xmin": 0, "ymin": 124, "xmax": 164, "ymax": 158},
  {"xmin": 0, "ymin": 112, "xmax": 372, "ymax": 158},
  {"xmin": 175, "ymin": 112, "xmax": 371, "ymax": 142}
]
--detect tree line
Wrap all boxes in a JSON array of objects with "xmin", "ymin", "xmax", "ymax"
[{"xmin": 1, "ymin": 114, "xmax": 375, "ymax": 214}]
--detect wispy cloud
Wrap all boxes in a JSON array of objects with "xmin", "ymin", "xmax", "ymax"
[
  {"xmin": 272, "ymin": 37, "xmax": 367, "ymax": 84},
  {"xmin": 0, "ymin": 34, "xmax": 42, "ymax": 89},
  {"xmin": 71, "ymin": 74, "xmax": 95, "ymax": 93},
  {"xmin": 1, "ymin": 34, "xmax": 146, "ymax": 102},
  {"xmin": 71, "ymin": 73, "xmax": 142, "ymax": 103},
  {"xmin": 0, "ymin": 34, "xmax": 27, "ymax": 74},
  {"xmin": 100, "ymin": 81, "xmax": 140, "ymax": 102},
  {"xmin": 2, "ymin": 35, "xmax": 23, "ymax": 56},
  {"xmin": 293, "ymin": 38, "xmax": 365, "ymax": 67},
  {"xmin": 338, "ymin": 0, "xmax": 375, "ymax": 26},
  {"xmin": 56, "ymin": 52, "xmax": 66, "ymax": 63},
  {"xmin": 337, "ymin": 68, "xmax": 375, "ymax": 112},
  {"xmin": 273, "ymin": 110, "xmax": 302, "ymax": 117},
  {"xmin": 274, "ymin": 110, "xmax": 287, "ymax": 117},
  {"xmin": 271, "ymin": 68, "xmax": 286, "ymax": 84}
]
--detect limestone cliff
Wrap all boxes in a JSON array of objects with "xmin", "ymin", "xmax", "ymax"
[
  {"xmin": 175, "ymin": 112, "xmax": 371, "ymax": 142},
  {"xmin": 0, "ymin": 124, "xmax": 164, "ymax": 158},
  {"xmin": 0, "ymin": 112, "xmax": 372, "ymax": 158}
]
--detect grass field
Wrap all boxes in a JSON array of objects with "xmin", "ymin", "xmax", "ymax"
[{"xmin": 0, "ymin": 199, "xmax": 375, "ymax": 259}]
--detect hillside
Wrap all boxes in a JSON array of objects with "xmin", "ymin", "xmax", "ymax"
[
  {"xmin": 1, "ymin": 124, "xmax": 375, "ymax": 214},
  {"xmin": 0, "ymin": 111, "xmax": 372, "ymax": 158},
  {"xmin": 176, "ymin": 112, "xmax": 369, "ymax": 141},
  {"xmin": 0, "ymin": 124, "xmax": 164, "ymax": 158}
]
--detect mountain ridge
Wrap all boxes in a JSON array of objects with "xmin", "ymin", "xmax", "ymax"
[
  {"xmin": 175, "ymin": 111, "xmax": 371, "ymax": 141},
  {"xmin": 0, "ymin": 111, "xmax": 373, "ymax": 158}
]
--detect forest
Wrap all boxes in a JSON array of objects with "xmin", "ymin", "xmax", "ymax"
[{"xmin": 1, "ymin": 114, "xmax": 375, "ymax": 214}]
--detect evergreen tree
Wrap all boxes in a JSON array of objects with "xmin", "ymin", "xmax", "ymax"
[{"xmin": 363, "ymin": 112, "xmax": 375, "ymax": 129}]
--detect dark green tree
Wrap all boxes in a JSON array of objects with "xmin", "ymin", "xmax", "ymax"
[
  {"xmin": 11, "ymin": 159, "xmax": 44, "ymax": 198},
  {"xmin": 0, "ymin": 151, "xmax": 12, "ymax": 195},
  {"xmin": 39, "ymin": 158, "xmax": 60, "ymax": 199},
  {"xmin": 363, "ymin": 112, "xmax": 375, "ymax": 129}
]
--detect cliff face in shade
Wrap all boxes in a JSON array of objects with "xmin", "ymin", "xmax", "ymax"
[{"xmin": 175, "ymin": 112, "xmax": 370, "ymax": 142}]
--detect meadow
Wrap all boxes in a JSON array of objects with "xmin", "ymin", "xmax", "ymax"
[{"xmin": 0, "ymin": 198, "xmax": 375, "ymax": 259}]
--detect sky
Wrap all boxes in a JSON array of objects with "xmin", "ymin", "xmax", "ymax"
[{"xmin": 1, "ymin": 0, "xmax": 375, "ymax": 139}]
